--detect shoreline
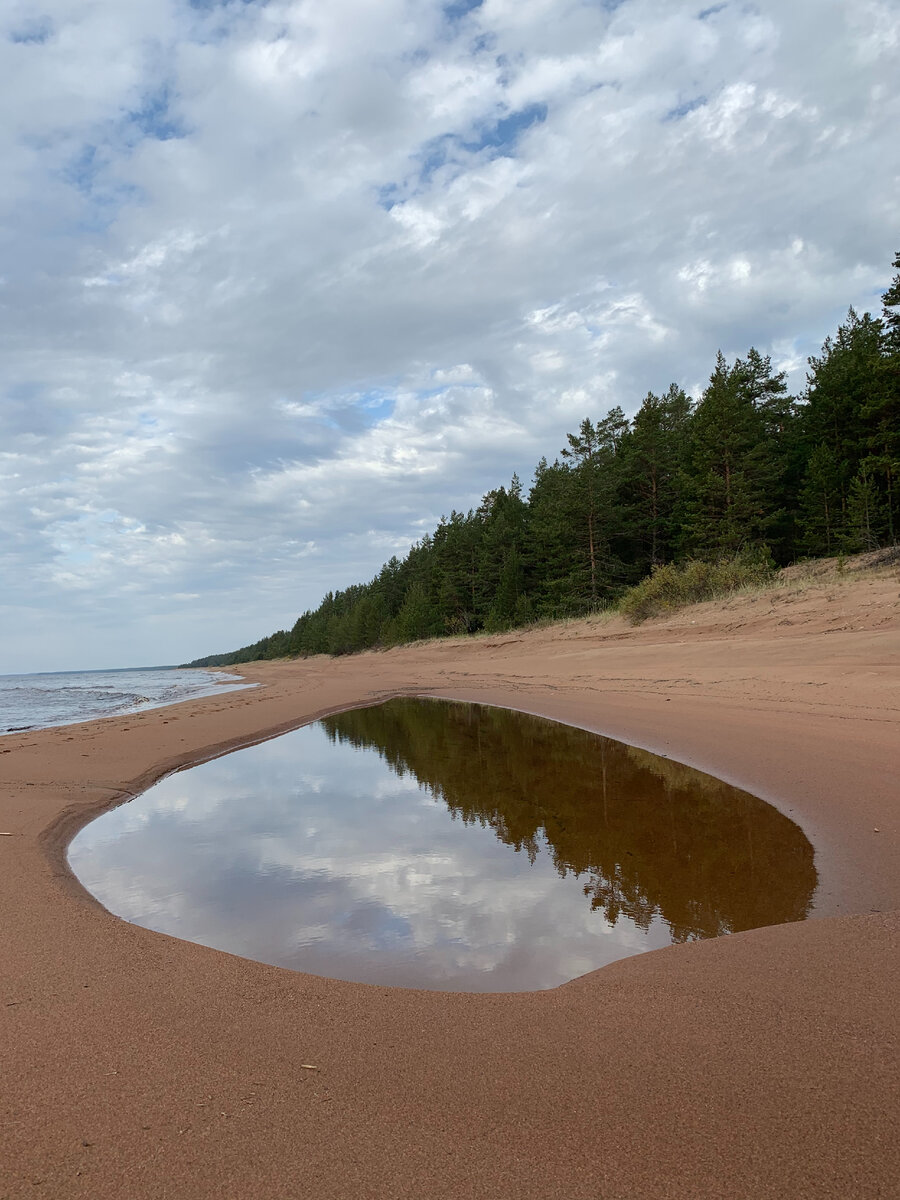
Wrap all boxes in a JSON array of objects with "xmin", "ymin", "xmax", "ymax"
[
  {"xmin": 0, "ymin": 665, "xmax": 253, "ymax": 739},
  {"xmin": 2, "ymin": 577, "xmax": 898, "ymax": 1198}
]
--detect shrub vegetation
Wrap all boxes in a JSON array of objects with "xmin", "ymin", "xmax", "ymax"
[{"xmin": 617, "ymin": 552, "xmax": 775, "ymax": 624}]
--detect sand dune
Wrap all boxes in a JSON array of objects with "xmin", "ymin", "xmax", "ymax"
[{"xmin": 1, "ymin": 565, "xmax": 898, "ymax": 1198}]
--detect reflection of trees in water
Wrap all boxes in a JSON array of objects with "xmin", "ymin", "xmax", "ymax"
[{"xmin": 321, "ymin": 699, "xmax": 817, "ymax": 942}]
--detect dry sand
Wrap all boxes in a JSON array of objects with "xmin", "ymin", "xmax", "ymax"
[{"xmin": 2, "ymin": 567, "xmax": 899, "ymax": 1198}]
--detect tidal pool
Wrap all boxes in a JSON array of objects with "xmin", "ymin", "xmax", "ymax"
[{"xmin": 68, "ymin": 698, "xmax": 817, "ymax": 991}]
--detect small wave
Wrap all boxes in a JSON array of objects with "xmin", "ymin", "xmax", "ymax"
[{"xmin": 0, "ymin": 668, "xmax": 252, "ymax": 735}]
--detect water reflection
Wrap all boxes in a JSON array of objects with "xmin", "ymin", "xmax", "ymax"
[{"xmin": 68, "ymin": 698, "xmax": 817, "ymax": 991}]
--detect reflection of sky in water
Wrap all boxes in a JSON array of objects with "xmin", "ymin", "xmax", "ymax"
[{"xmin": 69, "ymin": 721, "xmax": 673, "ymax": 990}]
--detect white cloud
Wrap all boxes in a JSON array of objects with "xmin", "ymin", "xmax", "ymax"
[
  {"xmin": 69, "ymin": 718, "xmax": 674, "ymax": 989},
  {"xmin": 0, "ymin": 0, "xmax": 898, "ymax": 669}
]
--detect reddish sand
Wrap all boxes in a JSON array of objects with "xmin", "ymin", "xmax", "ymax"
[{"xmin": 1, "ymin": 568, "xmax": 898, "ymax": 1198}]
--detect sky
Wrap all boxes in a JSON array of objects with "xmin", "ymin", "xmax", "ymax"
[{"xmin": 1, "ymin": 0, "xmax": 898, "ymax": 672}]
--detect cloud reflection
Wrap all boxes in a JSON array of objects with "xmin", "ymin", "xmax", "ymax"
[{"xmin": 69, "ymin": 701, "xmax": 814, "ymax": 990}]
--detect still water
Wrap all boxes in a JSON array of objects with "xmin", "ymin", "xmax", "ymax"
[{"xmin": 68, "ymin": 698, "xmax": 817, "ymax": 991}]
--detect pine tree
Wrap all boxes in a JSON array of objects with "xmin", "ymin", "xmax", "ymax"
[
  {"xmin": 881, "ymin": 250, "xmax": 900, "ymax": 351},
  {"xmin": 798, "ymin": 443, "xmax": 843, "ymax": 555},
  {"xmin": 527, "ymin": 457, "xmax": 580, "ymax": 616},
  {"xmin": 870, "ymin": 252, "xmax": 900, "ymax": 541},
  {"xmin": 802, "ymin": 309, "xmax": 883, "ymax": 527},
  {"xmin": 681, "ymin": 352, "xmax": 777, "ymax": 555},
  {"xmin": 477, "ymin": 478, "xmax": 529, "ymax": 624},
  {"xmin": 847, "ymin": 460, "xmax": 884, "ymax": 551},
  {"xmin": 559, "ymin": 408, "xmax": 628, "ymax": 608},
  {"xmin": 620, "ymin": 384, "xmax": 691, "ymax": 571},
  {"xmin": 394, "ymin": 578, "xmax": 441, "ymax": 642},
  {"xmin": 432, "ymin": 511, "xmax": 482, "ymax": 633}
]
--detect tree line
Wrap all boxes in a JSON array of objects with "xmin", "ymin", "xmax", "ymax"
[{"xmin": 187, "ymin": 252, "xmax": 899, "ymax": 666}]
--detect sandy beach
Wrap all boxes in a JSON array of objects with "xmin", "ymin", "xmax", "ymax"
[{"xmin": 2, "ymin": 568, "xmax": 899, "ymax": 1199}]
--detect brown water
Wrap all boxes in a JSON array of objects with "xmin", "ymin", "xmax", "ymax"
[{"xmin": 68, "ymin": 698, "xmax": 817, "ymax": 991}]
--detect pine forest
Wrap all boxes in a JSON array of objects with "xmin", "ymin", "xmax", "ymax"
[{"xmin": 187, "ymin": 252, "xmax": 900, "ymax": 666}]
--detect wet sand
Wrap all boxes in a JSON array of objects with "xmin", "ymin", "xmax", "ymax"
[{"xmin": 2, "ymin": 573, "xmax": 898, "ymax": 1198}]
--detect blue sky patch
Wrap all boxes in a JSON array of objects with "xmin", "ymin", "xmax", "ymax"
[
  {"xmin": 419, "ymin": 133, "xmax": 459, "ymax": 184},
  {"xmin": 471, "ymin": 32, "xmax": 496, "ymax": 55},
  {"xmin": 443, "ymin": 0, "xmax": 484, "ymax": 21},
  {"xmin": 59, "ymin": 143, "xmax": 143, "ymax": 233},
  {"xmin": 378, "ymin": 103, "xmax": 548, "ymax": 208},
  {"xmin": 376, "ymin": 183, "xmax": 401, "ymax": 212},
  {"xmin": 185, "ymin": 0, "xmax": 268, "ymax": 45},
  {"xmin": 187, "ymin": 0, "xmax": 264, "ymax": 9},
  {"xmin": 64, "ymin": 144, "xmax": 102, "ymax": 196},
  {"xmin": 468, "ymin": 103, "xmax": 548, "ymax": 153},
  {"xmin": 665, "ymin": 96, "xmax": 708, "ymax": 121},
  {"xmin": 128, "ymin": 85, "xmax": 186, "ymax": 143},
  {"xmin": 9, "ymin": 16, "xmax": 53, "ymax": 44},
  {"xmin": 357, "ymin": 391, "xmax": 396, "ymax": 426}
]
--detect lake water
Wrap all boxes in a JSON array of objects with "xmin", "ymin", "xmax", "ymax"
[
  {"xmin": 0, "ymin": 667, "xmax": 251, "ymax": 735},
  {"xmin": 68, "ymin": 698, "xmax": 817, "ymax": 991}
]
